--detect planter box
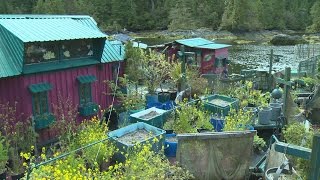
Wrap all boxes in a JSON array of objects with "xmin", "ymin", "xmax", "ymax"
[
  {"xmin": 34, "ymin": 113, "xmax": 56, "ymax": 130},
  {"xmin": 130, "ymin": 107, "xmax": 167, "ymax": 128},
  {"xmin": 204, "ymin": 95, "xmax": 239, "ymax": 116},
  {"xmin": 78, "ymin": 103, "xmax": 99, "ymax": 116},
  {"xmin": 108, "ymin": 122, "xmax": 165, "ymax": 162}
]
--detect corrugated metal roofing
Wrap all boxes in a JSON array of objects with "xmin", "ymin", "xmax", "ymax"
[
  {"xmin": 0, "ymin": 15, "xmax": 123, "ymax": 78},
  {"xmin": 175, "ymin": 37, "xmax": 231, "ymax": 50},
  {"xmin": 175, "ymin": 38, "xmax": 214, "ymax": 47},
  {"xmin": 0, "ymin": 18, "xmax": 106, "ymax": 42},
  {"xmin": 0, "ymin": 15, "xmax": 103, "ymax": 34},
  {"xmin": 0, "ymin": 24, "xmax": 24, "ymax": 78},
  {"xmin": 77, "ymin": 75, "xmax": 97, "ymax": 83},
  {"xmin": 28, "ymin": 82, "xmax": 52, "ymax": 93},
  {"xmin": 102, "ymin": 40, "xmax": 124, "ymax": 63},
  {"xmin": 197, "ymin": 43, "xmax": 231, "ymax": 50}
]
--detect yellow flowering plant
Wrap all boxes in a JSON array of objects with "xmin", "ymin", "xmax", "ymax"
[
  {"xmin": 223, "ymin": 108, "xmax": 253, "ymax": 131},
  {"xmin": 112, "ymin": 141, "xmax": 194, "ymax": 180},
  {"xmin": 69, "ymin": 117, "xmax": 116, "ymax": 170}
]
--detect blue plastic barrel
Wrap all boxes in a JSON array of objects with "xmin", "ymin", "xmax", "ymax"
[
  {"xmin": 164, "ymin": 133, "xmax": 178, "ymax": 157},
  {"xmin": 210, "ymin": 117, "xmax": 225, "ymax": 132}
]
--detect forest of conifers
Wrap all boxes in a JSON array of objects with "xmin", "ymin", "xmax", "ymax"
[{"xmin": 1, "ymin": 0, "xmax": 320, "ymax": 33}]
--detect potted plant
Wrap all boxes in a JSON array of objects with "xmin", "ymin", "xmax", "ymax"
[
  {"xmin": 0, "ymin": 134, "xmax": 8, "ymax": 179},
  {"xmin": 140, "ymin": 49, "xmax": 171, "ymax": 104},
  {"xmin": 257, "ymin": 92, "xmax": 272, "ymax": 125}
]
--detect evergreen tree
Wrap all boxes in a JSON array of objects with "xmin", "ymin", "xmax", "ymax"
[
  {"xmin": 308, "ymin": 1, "xmax": 320, "ymax": 32},
  {"xmin": 221, "ymin": 0, "xmax": 262, "ymax": 32},
  {"xmin": 33, "ymin": 0, "xmax": 67, "ymax": 14}
]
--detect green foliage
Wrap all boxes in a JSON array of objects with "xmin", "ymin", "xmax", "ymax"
[
  {"xmin": 124, "ymin": 42, "xmax": 145, "ymax": 83},
  {"xmin": 223, "ymin": 108, "xmax": 252, "ymax": 131},
  {"xmin": 70, "ymin": 118, "xmax": 116, "ymax": 168},
  {"xmin": 165, "ymin": 101, "xmax": 212, "ymax": 133},
  {"xmin": 0, "ymin": 133, "xmax": 8, "ymax": 173},
  {"xmin": 33, "ymin": 0, "xmax": 67, "ymax": 14},
  {"xmin": 106, "ymin": 74, "xmax": 145, "ymax": 111},
  {"xmin": 308, "ymin": 1, "xmax": 320, "ymax": 32},
  {"xmin": 140, "ymin": 49, "xmax": 171, "ymax": 94},
  {"xmin": 283, "ymin": 122, "xmax": 315, "ymax": 179},
  {"xmin": 1, "ymin": 0, "xmax": 320, "ymax": 32},
  {"xmin": 112, "ymin": 142, "xmax": 194, "ymax": 179},
  {"xmin": 220, "ymin": 0, "xmax": 262, "ymax": 31},
  {"xmin": 253, "ymin": 135, "xmax": 266, "ymax": 151}
]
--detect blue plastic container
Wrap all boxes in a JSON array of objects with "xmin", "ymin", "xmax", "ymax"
[
  {"xmin": 210, "ymin": 117, "xmax": 225, "ymax": 132},
  {"xmin": 164, "ymin": 133, "xmax": 178, "ymax": 157},
  {"xmin": 162, "ymin": 101, "xmax": 175, "ymax": 110},
  {"xmin": 108, "ymin": 122, "xmax": 165, "ymax": 162},
  {"xmin": 146, "ymin": 102, "xmax": 163, "ymax": 109},
  {"xmin": 146, "ymin": 94, "xmax": 159, "ymax": 104}
]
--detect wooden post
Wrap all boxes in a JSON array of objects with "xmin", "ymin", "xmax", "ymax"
[
  {"xmin": 268, "ymin": 49, "xmax": 273, "ymax": 91},
  {"xmin": 178, "ymin": 45, "xmax": 187, "ymax": 91},
  {"xmin": 283, "ymin": 67, "xmax": 291, "ymax": 125},
  {"xmin": 309, "ymin": 134, "xmax": 320, "ymax": 180}
]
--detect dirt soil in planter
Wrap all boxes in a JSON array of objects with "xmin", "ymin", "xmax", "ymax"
[
  {"xmin": 166, "ymin": 136, "xmax": 177, "ymax": 143},
  {"xmin": 117, "ymin": 129, "xmax": 154, "ymax": 145},
  {"xmin": 209, "ymin": 99, "xmax": 231, "ymax": 107},
  {"xmin": 138, "ymin": 111, "xmax": 160, "ymax": 120}
]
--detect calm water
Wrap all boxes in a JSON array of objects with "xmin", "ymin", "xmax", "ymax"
[
  {"xmin": 228, "ymin": 44, "xmax": 320, "ymax": 74},
  {"xmin": 137, "ymin": 37, "xmax": 320, "ymax": 74}
]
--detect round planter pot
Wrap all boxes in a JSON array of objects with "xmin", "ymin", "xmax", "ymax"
[
  {"xmin": 169, "ymin": 91, "xmax": 177, "ymax": 101},
  {"xmin": 0, "ymin": 171, "xmax": 6, "ymax": 180},
  {"xmin": 265, "ymin": 167, "xmax": 293, "ymax": 180},
  {"xmin": 164, "ymin": 134, "xmax": 178, "ymax": 157},
  {"xmin": 258, "ymin": 107, "xmax": 272, "ymax": 125},
  {"xmin": 158, "ymin": 92, "xmax": 171, "ymax": 103},
  {"xmin": 269, "ymin": 103, "xmax": 282, "ymax": 121}
]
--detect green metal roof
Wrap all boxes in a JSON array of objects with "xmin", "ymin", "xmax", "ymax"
[
  {"xmin": 196, "ymin": 43, "xmax": 231, "ymax": 50},
  {"xmin": 0, "ymin": 18, "xmax": 106, "ymax": 42},
  {"xmin": 175, "ymin": 37, "xmax": 231, "ymax": 50},
  {"xmin": 77, "ymin": 75, "xmax": 97, "ymax": 83},
  {"xmin": 102, "ymin": 40, "xmax": 124, "ymax": 63},
  {"xmin": 0, "ymin": 15, "xmax": 102, "ymax": 32},
  {"xmin": 0, "ymin": 15, "xmax": 123, "ymax": 78},
  {"xmin": 28, "ymin": 82, "xmax": 52, "ymax": 93}
]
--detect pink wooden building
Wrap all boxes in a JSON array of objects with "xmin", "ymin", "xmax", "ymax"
[
  {"xmin": 0, "ymin": 15, "xmax": 124, "ymax": 143},
  {"xmin": 153, "ymin": 38, "xmax": 231, "ymax": 75}
]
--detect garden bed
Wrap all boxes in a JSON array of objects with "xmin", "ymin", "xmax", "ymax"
[
  {"xmin": 117, "ymin": 129, "xmax": 153, "ymax": 145},
  {"xmin": 108, "ymin": 122, "xmax": 165, "ymax": 162},
  {"xmin": 138, "ymin": 111, "xmax": 160, "ymax": 120},
  {"xmin": 130, "ymin": 107, "xmax": 167, "ymax": 128},
  {"xmin": 204, "ymin": 94, "xmax": 239, "ymax": 116}
]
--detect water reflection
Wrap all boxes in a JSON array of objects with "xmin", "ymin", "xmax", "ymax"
[{"xmin": 229, "ymin": 44, "xmax": 320, "ymax": 74}]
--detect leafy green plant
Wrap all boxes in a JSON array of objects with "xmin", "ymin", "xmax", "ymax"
[
  {"xmin": 141, "ymin": 49, "xmax": 171, "ymax": 94},
  {"xmin": 69, "ymin": 117, "xmax": 116, "ymax": 169},
  {"xmin": 0, "ymin": 133, "xmax": 8, "ymax": 174},
  {"xmin": 253, "ymin": 135, "xmax": 266, "ymax": 152},
  {"xmin": 224, "ymin": 108, "xmax": 253, "ymax": 131},
  {"xmin": 106, "ymin": 74, "xmax": 145, "ymax": 111},
  {"xmin": 112, "ymin": 141, "xmax": 194, "ymax": 179},
  {"xmin": 283, "ymin": 122, "xmax": 315, "ymax": 179},
  {"xmin": 165, "ymin": 101, "xmax": 212, "ymax": 133}
]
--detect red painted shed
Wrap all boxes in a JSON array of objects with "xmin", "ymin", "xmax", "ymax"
[
  {"xmin": 157, "ymin": 38, "xmax": 231, "ymax": 75},
  {"xmin": 0, "ymin": 15, "xmax": 124, "ymax": 143}
]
